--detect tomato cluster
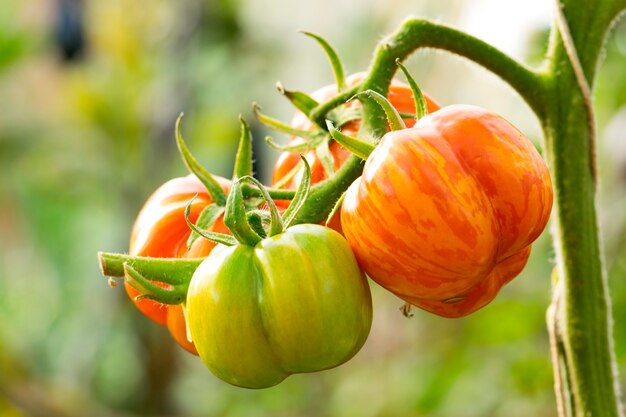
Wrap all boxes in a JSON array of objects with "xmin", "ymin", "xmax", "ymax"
[{"xmin": 114, "ymin": 70, "xmax": 552, "ymax": 388}]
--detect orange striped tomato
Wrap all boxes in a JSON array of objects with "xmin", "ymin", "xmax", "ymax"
[
  {"xmin": 341, "ymin": 105, "xmax": 553, "ymax": 318},
  {"xmin": 272, "ymin": 73, "xmax": 440, "ymax": 207},
  {"xmin": 128, "ymin": 174, "xmax": 230, "ymax": 354}
]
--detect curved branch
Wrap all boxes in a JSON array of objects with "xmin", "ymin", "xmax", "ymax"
[{"xmin": 361, "ymin": 18, "xmax": 547, "ymax": 120}]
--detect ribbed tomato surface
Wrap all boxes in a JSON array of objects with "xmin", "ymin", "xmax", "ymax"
[
  {"xmin": 186, "ymin": 224, "xmax": 372, "ymax": 388},
  {"xmin": 341, "ymin": 105, "xmax": 553, "ymax": 317}
]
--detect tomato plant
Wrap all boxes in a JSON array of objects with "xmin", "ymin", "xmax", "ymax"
[
  {"xmin": 341, "ymin": 104, "xmax": 553, "ymax": 317},
  {"xmin": 98, "ymin": 5, "xmax": 626, "ymax": 412}
]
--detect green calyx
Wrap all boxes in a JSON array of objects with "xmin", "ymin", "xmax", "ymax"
[
  {"xmin": 325, "ymin": 190, "xmax": 346, "ymax": 227},
  {"xmin": 178, "ymin": 115, "xmax": 260, "ymax": 248},
  {"xmin": 254, "ymin": 102, "xmax": 339, "ymax": 178},
  {"xmin": 254, "ymin": 99, "xmax": 340, "ymax": 179},
  {"xmin": 224, "ymin": 176, "xmax": 284, "ymax": 246},
  {"xmin": 273, "ymin": 30, "xmax": 347, "ymax": 128},
  {"xmin": 222, "ymin": 156, "xmax": 312, "ymax": 247},
  {"xmin": 281, "ymin": 156, "xmax": 312, "ymax": 228},
  {"xmin": 260, "ymin": 33, "xmax": 357, "ymax": 181}
]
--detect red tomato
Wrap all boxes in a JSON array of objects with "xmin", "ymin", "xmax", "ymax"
[
  {"xmin": 272, "ymin": 72, "xmax": 440, "ymax": 194},
  {"xmin": 341, "ymin": 105, "xmax": 553, "ymax": 318},
  {"xmin": 127, "ymin": 174, "xmax": 230, "ymax": 354}
]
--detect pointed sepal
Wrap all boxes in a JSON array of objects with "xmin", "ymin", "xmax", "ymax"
[
  {"xmin": 315, "ymin": 139, "xmax": 335, "ymax": 177},
  {"xmin": 276, "ymin": 82, "xmax": 319, "ymax": 116},
  {"xmin": 325, "ymin": 190, "xmax": 346, "ymax": 227},
  {"xmin": 264, "ymin": 134, "xmax": 327, "ymax": 152},
  {"xmin": 282, "ymin": 156, "xmax": 312, "ymax": 229},
  {"xmin": 355, "ymin": 90, "xmax": 406, "ymax": 132},
  {"xmin": 175, "ymin": 114, "xmax": 227, "ymax": 206},
  {"xmin": 253, "ymin": 103, "xmax": 325, "ymax": 141},
  {"xmin": 301, "ymin": 31, "xmax": 346, "ymax": 91},
  {"xmin": 233, "ymin": 116, "xmax": 254, "ymax": 180},
  {"xmin": 396, "ymin": 59, "xmax": 428, "ymax": 119},
  {"xmin": 184, "ymin": 196, "xmax": 238, "ymax": 246},
  {"xmin": 186, "ymin": 203, "xmax": 226, "ymax": 250},
  {"xmin": 326, "ymin": 120, "xmax": 375, "ymax": 160},
  {"xmin": 124, "ymin": 263, "xmax": 188, "ymax": 305}
]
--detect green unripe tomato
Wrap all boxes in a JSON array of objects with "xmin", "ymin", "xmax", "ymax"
[{"xmin": 186, "ymin": 223, "xmax": 372, "ymax": 389}]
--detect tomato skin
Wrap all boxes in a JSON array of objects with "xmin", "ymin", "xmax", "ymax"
[
  {"xmin": 272, "ymin": 72, "xmax": 440, "ymax": 192},
  {"xmin": 341, "ymin": 105, "xmax": 553, "ymax": 318},
  {"xmin": 166, "ymin": 304, "xmax": 197, "ymax": 355},
  {"xmin": 186, "ymin": 224, "xmax": 372, "ymax": 388},
  {"xmin": 127, "ymin": 174, "xmax": 230, "ymax": 353}
]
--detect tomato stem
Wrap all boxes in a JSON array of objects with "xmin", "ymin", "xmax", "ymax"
[
  {"xmin": 309, "ymin": 85, "xmax": 360, "ymax": 128},
  {"xmin": 540, "ymin": 0, "xmax": 626, "ymax": 414},
  {"xmin": 241, "ymin": 184, "xmax": 296, "ymax": 200},
  {"xmin": 98, "ymin": 252, "xmax": 201, "ymax": 285},
  {"xmin": 290, "ymin": 155, "xmax": 364, "ymax": 225}
]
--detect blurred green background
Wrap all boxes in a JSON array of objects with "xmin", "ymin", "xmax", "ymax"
[{"xmin": 1, "ymin": 0, "xmax": 625, "ymax": 416}]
